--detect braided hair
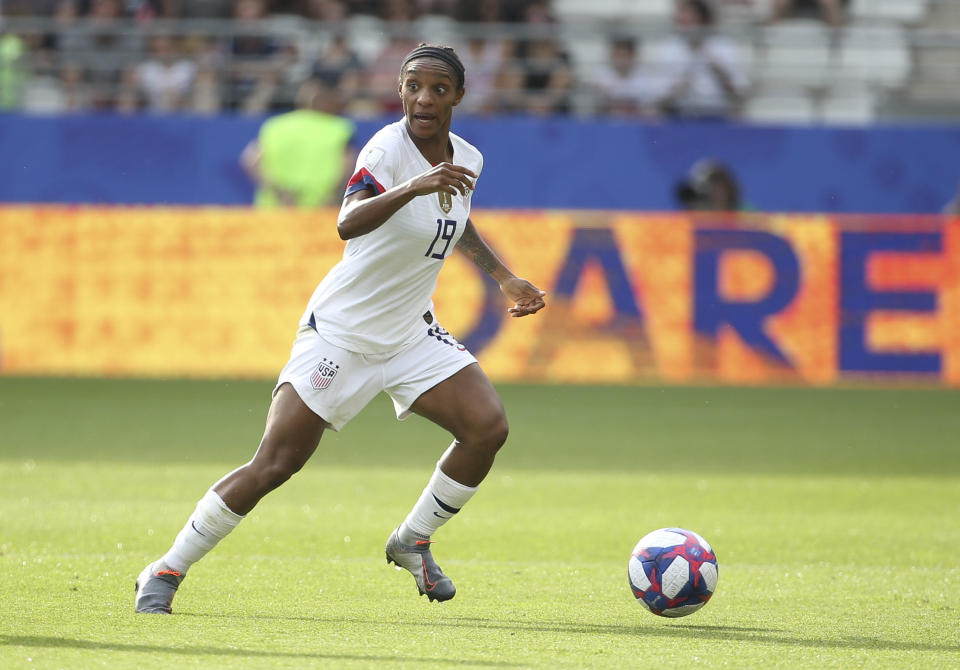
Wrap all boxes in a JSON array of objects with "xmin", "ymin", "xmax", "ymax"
[{"xmin": 400, "ymin": 43, "xmax": 466, "ymax": 91}]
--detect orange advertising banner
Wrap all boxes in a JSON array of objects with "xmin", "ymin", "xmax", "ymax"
[{"xmin": 1, "ymin": 207, "xmax": 957, "ymax": 385}]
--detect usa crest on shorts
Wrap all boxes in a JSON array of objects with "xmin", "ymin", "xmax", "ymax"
[{"xmin": 310, "ymin": 357, "xmax": 339, "ymax": 390}]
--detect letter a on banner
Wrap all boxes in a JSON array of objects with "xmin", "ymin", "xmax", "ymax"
[{"xmin": 528, "ymin": 225, "xmax": 650, "ymax": 378}]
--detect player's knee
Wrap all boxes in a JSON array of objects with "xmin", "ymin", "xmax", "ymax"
[
  {"xmin": 252, "ymin": 451, "xmax": 306, "ymax": 492},
  {"xmin": 469, "ymin": 410, "xmax": 509, "ymax": 453},
  {"xmin": 259, "ymin": 462, "xmax": 297, "ymax": 491},
  {"xmin": 488, "ymin": 414, "xmax": 509, "ymax": 452}
]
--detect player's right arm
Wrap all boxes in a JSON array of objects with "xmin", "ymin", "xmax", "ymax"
[{"xmin": 337, "ymin": 163, "xmax": 477, "ymax": 240}]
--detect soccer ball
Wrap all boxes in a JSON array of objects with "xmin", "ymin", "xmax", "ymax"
[{"xmin": 628, "ymin": 527, "xmax": 718, "ymax": 618}]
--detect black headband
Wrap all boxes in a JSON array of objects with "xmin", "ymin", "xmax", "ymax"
[{"xmin": 400, "ymin": 46, "xmax": 465, "ymax": 90}]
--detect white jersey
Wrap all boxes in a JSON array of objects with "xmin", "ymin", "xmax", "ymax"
[{"xmin": 301, "ymin": 120, "xmax": 483, "ymax": 355}]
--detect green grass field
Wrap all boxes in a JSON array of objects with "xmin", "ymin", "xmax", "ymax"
[{"xmin": 1, "ymin": 377, "xmax": 958, "ymax": 669}]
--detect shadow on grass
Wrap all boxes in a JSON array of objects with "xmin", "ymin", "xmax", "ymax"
[
  {"xmin": 0, "ymin": 635, "xmax": 520, "ymax": 667},
  {"xmin": 178, "ymin": 613, "xmax": 959, "ymax": 655}
]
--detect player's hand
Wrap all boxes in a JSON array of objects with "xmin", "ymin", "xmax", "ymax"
[
  {"xmin": 408, "ymin": 163, "xmax": 477, "ymax": 197},
  {"xmin": 500, "ymin": 277, "xmax": 546, "ymax": 317}
]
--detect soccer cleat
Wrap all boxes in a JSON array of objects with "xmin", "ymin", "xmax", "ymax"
[
  {"xmin": 385, "ymin": 529, "xmax": 456, "ymax": 602},
  {"xmin": 134, "ymin": 559, "xmax": 185, "ymax": 614}
]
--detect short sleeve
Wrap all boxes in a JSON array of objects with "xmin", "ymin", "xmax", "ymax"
[{"xmin": 345, "ymin": 141, "xmax": 396, "ymax": 197}]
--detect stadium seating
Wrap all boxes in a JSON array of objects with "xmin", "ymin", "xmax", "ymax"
[
  {"xmin": 849, "ymin": 0, "xmax": 930, "ymax": 25},
  {"xmin": 0, "ymin": 0, "xmax": 953, "ymax": 124},
  {"xmin": 820, "ymin": 84, "xmax": 877, "ymax": 124},
  {"xmin": 552, "ymin": 0, "xmax": 674, "ymax": 21},
  {"xmin": 760, "ymin": 20, "xmax": 834, "ymax": 88},
  {"xmin": 836, "ymin": 24, "xmax": 911, "ymax": 89},
  {"xmin": 744, "ymin": 87, "xmax": 818, "ymax": 123}
]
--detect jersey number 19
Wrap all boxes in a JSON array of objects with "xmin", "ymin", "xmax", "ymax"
[{"xmin": 425, "ymin": 219, "xmax": 457, "ymax": 260}]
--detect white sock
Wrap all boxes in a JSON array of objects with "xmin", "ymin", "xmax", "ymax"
[
  {"xmin": 161, "ymin": 489, "xmax": 244, "ymax": 573},
  {"xmin": 398, "ymin": 460, "xmax": 478, "ymax": 544}
]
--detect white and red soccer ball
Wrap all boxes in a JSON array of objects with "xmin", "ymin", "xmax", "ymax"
[{"xmin": 628, "ymin": 527, "xmax": 718, "ymax": 617}]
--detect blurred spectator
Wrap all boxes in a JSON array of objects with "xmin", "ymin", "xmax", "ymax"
[
  {"xmin": 0, "ymin": 28, "xmax": 26, "ymax": 110},
  {"xmin": 365, "ymin": 33, "xmax": 420, "ymax": 114},
  {"xmin": 380, "ymin": 0, "xmax": 418, "ymax": 21},
  {"xmin": 303, "ymin": 0, "xmax": 349, "ymax": 20},
  {"xmin": 240, "ymin": 78, "xmax": 355, "ymax": 208},
  {"xmin": 456, "ymin": 35, "xmax": 503, "ymax": 115},
  {"xmin": 59, "ymin": 62, "xmax": 93, "ymax": 110},
  {"xmin": 135, "ymin": 1, "xmax": 185, "ymax": 20},
  {"xmin": 182, "ymin": 0, "xmax": 233, "ymax": 18},
  {"xmin": 312, "ymin": 33, "xmax": 361, "ymax": 89},
  {"xmin": 522, "ymin": 0, "xmax": 553, "ymax": 24},
  {"xmin": 415, "ymin": 0, "xmax": 456, "ymax": 17},
  {"xmin": 133, "ymin": 33, "xmax": 197, "ymax": 112},
  {"xmin": 501, "ymin": 36, "xmax": 574, "ymax": 116},
  {"xmin": 594, "ymin": 36, "xmax": 658, "ymax": 118},
  {"xmin": 653, "ymin": 0, "xmax": 748, "ymax": 119},
  {"xmin": 771, "ymin": 0, "xmax": 846, "ymax": 27},
  {"xmin": 345, "ymin": 0, "xmax": 381, "ymax": 15},
  {"xmin": 269, "ymin": 0, "xmax": 303, "ymax": 15},
  {"xmin": 190, "ymin": 39, "xmax": 224, "ymax": 114},
  {"xmin": 675, "ymin": 159, "xmax": 742, "ymax": 211},
  {"xmin": 72, "ymin": 0, "xmax": 143, "ymax": 109},
  {"xmin": 42, "ymin": 0, "xmax": 84, "ymax": 55},
  {"xmin": 2, "ymin": 0, "xmax": 60, "ymax": 15},
  {"xmin": 453, "ymin": 0, "xmax": 503, "ymax": 22},
  {"xmin": 229, "ymin": 0, "xmax": 287, "ymax": 113}
]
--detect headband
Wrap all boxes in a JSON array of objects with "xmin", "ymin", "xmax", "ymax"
[{"xmin": 400, "ymin": 46, "xmax": 465, "ymax": 90}]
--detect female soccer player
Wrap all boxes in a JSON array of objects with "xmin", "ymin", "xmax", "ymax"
[{"xmin": 135, "ymin": 44, "xmax": 546, "ymax": 613}]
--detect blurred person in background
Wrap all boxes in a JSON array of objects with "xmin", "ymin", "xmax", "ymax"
[
  {"xmin": 453, "ymin": 0, "xmax": 503, "ymax": 22},
  {"xmin": 1, "ymin": 0, "xmax": 58, "ymax": 13},
  {"xmin": 594, "ymin": 36, "xmax": 659, "ymax": 118},
  {"xmin": 59, "ymin": 62, "xmax": 92, "ymax": 110},
  {"xmin": 303, "ymin": 0, "xmax": 349, "ymax": 20},
  {"xmin": 771, "ymin": 0, "xmax": 846, "ymax": 27},
  {"xmin": 675, "ymin": 159, "xmax": 743, "ymax": 212},
  {"xmin": 456, "ymin": 34, "xmax": 502, "ymax": 115},
  {"xmin": 60, "ymin": 0, "xmax": 140, "ymax": 110},
  {"xmin": 269, "ymin": 0, "xmax": 303, "ymax": 15},
  {"xmin": 41, "ymin": 0, "xmax": 84, "ymax": 55},
  {"xmin": 0, "ymin": 20, "xmax": 26, "ymax": 110},
  {"xmin": 182, "ymin": 0, "xmax": 232, "ymax": 18},
  {"xmin": 489, "ymin": 38, "xmax": 526, "ymax": 114},
  {"xmin": 131, "ymin": 33, "xmax": 197, "ymax": 112},
  {"xmin": 515, "ymin": 35, "xmax": 573, "ymax": 115},
  {"xmin": 311, "ymin": 33, "xmax": 363, "ymax": 102},
  {"xmin": 654, "ymin": 0, "xmax": 748, "ymax": 119},
  {"xmin": 25, "ymin": 0, "xmax": 94, "ymax": 113},
  {"xmin": 366, "ymin": 33, "xmax": 421, "ymax": 114},
  {"xmin": 189, "ymin": 38, "xmax": 224, "ymax": 114},
  {"xmin": 126, "ymin": 0, "xmax": 184, "ymax": 20},
  {"xmin": 240, "ymin": 77, "xmax": 356, "ymax": 207},
  {"xmin": 229, "ymin": 0, "xmax": 288, "ymax": 113},
  {"xmin": 379, "ymin": 0, "xmax": 418, "ymax": 21}
]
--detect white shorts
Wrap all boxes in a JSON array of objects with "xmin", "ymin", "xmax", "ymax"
[{"xmin": 273, "ymin": 320, "xmax": 477, "ymax": 431}]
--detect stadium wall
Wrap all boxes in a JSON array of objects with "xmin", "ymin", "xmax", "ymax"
[
  {"xmin": 2, "ymin": 206, "xmax": 957, "ymax": 386},
  {"xmin": 1, "ymin": 115, "xmax": 959, "ymax": 213}
]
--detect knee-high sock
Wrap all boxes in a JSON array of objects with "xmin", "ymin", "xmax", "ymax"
[
  {"xmin": 397, "ymin": 462, "xmax": 478, "ymax": 544},
  {"xmin": 161, "ymin": 489, "xmax": 244, "ymax": 573}
]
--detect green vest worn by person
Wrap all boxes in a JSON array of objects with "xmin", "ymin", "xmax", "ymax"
[
  {"xmin": 255, "ymin": 109, "xmax": 355, "ymax": 208},
  {"xmin": 0, "ymin": 33, "xmax": 25, "ymax": 110}
]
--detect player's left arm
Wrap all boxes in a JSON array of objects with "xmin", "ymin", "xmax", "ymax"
[{"xmin": 456, "ymin": 218, "xmax": 546, "ymax": 318}]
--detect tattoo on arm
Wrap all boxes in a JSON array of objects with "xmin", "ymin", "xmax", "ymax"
[{"xmin": 456, "ymin": 219, "xmax": 502, "ymax": 276}]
